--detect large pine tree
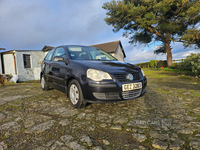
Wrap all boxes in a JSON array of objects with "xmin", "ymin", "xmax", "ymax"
[{"xmin": 103, "ymin": 0, "xmax": 200, "ymax": 66}]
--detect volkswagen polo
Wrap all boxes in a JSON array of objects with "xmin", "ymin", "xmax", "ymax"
[{"xmin": 40, "ymin": 45, "xmax": 147, "ymax": 108}]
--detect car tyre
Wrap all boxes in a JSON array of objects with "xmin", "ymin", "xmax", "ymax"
[
  {"xmin": 41, "ymin": 75, "xmax": 49, "ymax": 91},
  {"xmin": 68, "ymin": 79, "xmax": 86, "ymax": 108}
]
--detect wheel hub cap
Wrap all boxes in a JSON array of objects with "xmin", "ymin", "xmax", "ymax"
[{"xmin": 70, "ymin": 84, "xmax": 79, "ymax": 105}]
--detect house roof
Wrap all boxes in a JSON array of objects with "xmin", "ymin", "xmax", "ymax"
[
  {"xmin": 42, "ymin": 45, "xmax": 55, "ymax": 52},
  {"xmin": 90, "ymin": 40, "xmax": 126, "ymax": 58},
  {"xmin": 0, "ymin": 49, "xmax": 13, "ymax": 54},
  {"xmin": 0, "ymin": 48, "xmax": 6, "ymax": 53}
]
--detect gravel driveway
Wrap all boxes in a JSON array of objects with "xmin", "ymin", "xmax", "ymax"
[{"xmin": 0, "ymin": 69, "xmax": 200, "ymax": 150}]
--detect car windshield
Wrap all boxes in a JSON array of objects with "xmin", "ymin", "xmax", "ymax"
[{"xmin": 67, "ymin": 46, "xmax": 117, "ymax": 61}]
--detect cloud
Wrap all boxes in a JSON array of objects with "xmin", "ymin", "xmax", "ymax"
[{"xmin": 0, "ymin": 0, "xmax": 116, "ymax": 49}]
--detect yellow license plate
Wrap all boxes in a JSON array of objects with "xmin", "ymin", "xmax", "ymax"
[{"xmin": 122, "ymin": 82, "xmax": 142, "ymax": 91}]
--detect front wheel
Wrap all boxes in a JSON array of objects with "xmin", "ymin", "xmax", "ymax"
[
  {"xmin": 68, "ymin": 79, "xmax": 86, "ymax": 108},
  {"xmin": 41, "ymin": 75, "xmax": 49, "ymax": 91}
]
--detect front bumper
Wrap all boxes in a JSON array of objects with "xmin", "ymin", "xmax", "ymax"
[{"xmin": 82, "ymin": 76, "xmax": 147, "ymax": 103}]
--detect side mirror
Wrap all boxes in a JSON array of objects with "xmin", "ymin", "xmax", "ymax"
[{"xmin": 53, "ymin": 56, "xmax": 64, "ymax": 61}]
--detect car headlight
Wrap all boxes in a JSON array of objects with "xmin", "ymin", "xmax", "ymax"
[
  {"xmin": 141, "ymin": 69, "xmax": 145, "ymax": 77},
  {"xmin": 87, "ymin": 69, "xmax": 112, "ymax": 81}
]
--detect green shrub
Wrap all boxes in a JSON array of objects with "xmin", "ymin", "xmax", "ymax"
[
  {"xmin": 157, "ymin": 60, "xmax": 167, "ymax": 68},
  {"xmin": 149, "ymin": 60, "xmax": 167, "ymax": 68},
  {"xmin": 161, "ymin": 67, "xmax": 175, "ymax": 72},
  {"xmin": 150, "ymin": 60, "xmax": 155, "ymax": 68},
  {"xmin": 179, "ymin": 53, "xmax": 200, "ymax": 77},
  {"xmin": 171, "ymin": 63, "xmax": 180, "ymax": 69}
]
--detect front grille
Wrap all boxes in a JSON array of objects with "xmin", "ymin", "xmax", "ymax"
[
  {"xmin": 93, "ymin": 92, "xmax": 120, "ymax": 100},
  {"xmin": 122, "ymin": 89, "xmax": 142, "ymax": 99},
  {"xmin": 113, "ymin": 72, "xmax": 140, "ymax": 83}
]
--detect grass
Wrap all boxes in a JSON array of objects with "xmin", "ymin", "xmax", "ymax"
[
  {"xmin": 143, "ymin": 67, "xmax": 194, "ymax": 75},
  {"xmin": 143, "ymin": 68, "xmax": 200, "ymax": 80},
  {"xmin": 160, "ymin": 67, "xmax": 180, "ymax": 72},
  {"xmin": 152, "ymin": 74, "xmax": 169, "ymax": 78}
]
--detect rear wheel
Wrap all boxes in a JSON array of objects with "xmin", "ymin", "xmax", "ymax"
[
  {"xmin": 41, "ymin": 75, "xmax": 49, "ymax": 91},
  {"xmin": 68, "ymin": 79, "xmax": 86, "ymax": 108}
]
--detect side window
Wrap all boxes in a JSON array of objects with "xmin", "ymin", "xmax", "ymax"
[
  {"xmin": 45, "ymin": 49, "xmax": 54, "ymax": 61},
  {"xmin": 23, "ymin": 54, "xmax": 31, "ymax": 68},
  {"xmin": 52, "ymin": 47, "xmax": 66, "ymax": 60}
]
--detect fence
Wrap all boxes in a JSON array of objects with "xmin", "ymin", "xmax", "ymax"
[{"xmin": 172, "ymin": 59, "xmax": 185, "ymax": 63}]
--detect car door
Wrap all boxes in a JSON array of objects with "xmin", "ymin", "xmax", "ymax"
[{"xmin": 49, "ymin": 47, "xmax": 67, "ymax": 91}]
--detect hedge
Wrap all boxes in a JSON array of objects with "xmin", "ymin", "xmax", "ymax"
[{"xmin": 136, "ymin": 60, "xmax": 167, "ymax": 68}]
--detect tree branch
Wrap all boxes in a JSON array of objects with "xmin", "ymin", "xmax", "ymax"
[{"xmin": 147, "ymin": 26, "xmax": 165, "ymax": 42}]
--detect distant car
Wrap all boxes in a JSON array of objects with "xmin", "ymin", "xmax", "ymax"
[{"xmin": 40, "ymin": 45, "xmax": 147, "ymax": 108}]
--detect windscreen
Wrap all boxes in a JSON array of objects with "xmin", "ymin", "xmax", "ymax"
[{"xmin": 68, "ymin": 46, "xmax": 117, "ymax": 61}]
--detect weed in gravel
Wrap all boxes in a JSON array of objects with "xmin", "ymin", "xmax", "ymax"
[
  {"xmin": 189, "ymin": 90, "xmax": 200, "ymax": 97},
  {"xmin": 152, "ymin": 74, "xmax": 169, "ymax": 78},
  {"xmin": 195, "ymin": 115, "xmax": 200, "ymax": 122},
  {"xmin": 187, "ymin": 111, "xmax": 195, "ymax": 117},
  {"xmin": 191, "ymin": 82, "xmax": 198, "ymax": 84},
  {"xmin": 156, "ymin": 88, "xmax": 170, "ymax": 94},
  {"xmin": 6, "ymin": 104, "xmax": 23, "ymax": 112},
  {"xmin": 179, "ymin": 75, "xmax": 192, "ymax": 80}
]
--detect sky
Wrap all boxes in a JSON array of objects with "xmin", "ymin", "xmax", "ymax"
[{"xmin": 0, "ymin": 0, "xmax": 199, "ymax": 64}]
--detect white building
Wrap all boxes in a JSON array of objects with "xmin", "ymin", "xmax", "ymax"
[
  {"xmin": 0, "ymin": 48, "xmax": 6, "ymax": 74},
  {"xmin": 0, "ymin": 50, "xmax": 45, "ymax": 81},
  {"xmin": 0, "ymin": 53, "xmax": 2, "ymax": 74}
]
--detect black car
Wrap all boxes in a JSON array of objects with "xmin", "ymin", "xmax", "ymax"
[{"xmin": 40, "ymin": 45, "xmax": 147, "ymax": 108}]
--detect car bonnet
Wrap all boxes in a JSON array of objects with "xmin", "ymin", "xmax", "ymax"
[{"xmin": 74, "ymin": 60, "xmax": 140, "ymax": 74}]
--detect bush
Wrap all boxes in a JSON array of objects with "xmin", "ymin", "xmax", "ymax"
[
  {"xmin": 136, "ymin": 62, "xmax": 149, "ymax": 68},
  {"xmin": 179, "ymin": 53, "xmax": 200, "ymax": 77},
  {"xmin": 149, "ymin": 60, "xmax": 167, "ymax": 68},
  {"xmin": 157, "ymin": 60, "xmax": 167, "ymax": 68},
  {"xmin": 150, "ymin": 60, "xmax": 155, "ymax": 68},
  {"xmin": 171, "ymin": 63, "xmax": 180, "ymax": 69}
]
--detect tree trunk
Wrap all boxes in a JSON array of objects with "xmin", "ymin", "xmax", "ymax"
[{"xmin": 165, "ymin": 42, "xmax": 172, "ymax": 67}]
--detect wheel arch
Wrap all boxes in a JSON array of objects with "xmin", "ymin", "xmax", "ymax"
[
  {"xmin": 65, "ymin": 76, "xmax": 80, "ymax": 97},
  {"xmin": 40, "ymin": 70, "xmax": 45, "ymax": 80},
  {"xmin": 40, "ymin": 72, "xmax": 43, "ymax": 80},
  {"xmin": 66, "ymin": 77, "xmax": 86, "ymax": 108}
]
